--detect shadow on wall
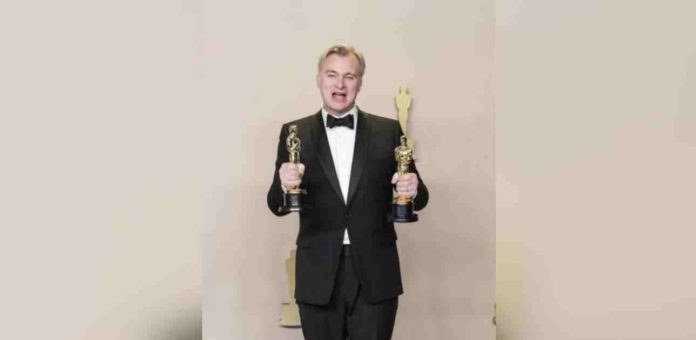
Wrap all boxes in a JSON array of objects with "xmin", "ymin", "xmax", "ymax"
[
  {"xmin": 81, "ymin": 303, "xmax": 201, "ymax": 340},
  {"xmin": 150, "ymin": 311, "xmax": 202, "ymax": 340}
]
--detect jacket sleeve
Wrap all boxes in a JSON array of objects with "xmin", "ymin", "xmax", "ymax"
[
  {"xmin": 267, "ymin": 124, "xmax": 291, "ymax": 216},
  {"xmin": 412, "ymin": 165, "xmax": 429, "ymax": 211}
]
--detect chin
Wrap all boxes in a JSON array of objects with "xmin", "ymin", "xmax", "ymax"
[{"xmin": 329, "ymin": 103, "xmax": 353, "ymax": 114}]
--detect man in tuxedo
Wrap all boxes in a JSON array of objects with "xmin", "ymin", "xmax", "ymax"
[{"xmin": 267, "ymin": 44, "xmax": 429, "ymax": 340}]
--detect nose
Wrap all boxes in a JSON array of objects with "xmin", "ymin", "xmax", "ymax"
[{"xmin": 335, "ymin": 77, "xmax": 345, "ymax": 89}]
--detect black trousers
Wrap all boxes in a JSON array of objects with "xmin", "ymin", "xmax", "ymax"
[{"xmin": 298, "ymin": 245, "xmax": 398, "ymax": 340}]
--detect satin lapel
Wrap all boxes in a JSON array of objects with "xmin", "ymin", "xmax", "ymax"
[
  {"xmin": 346, "ymin": 111, "xmax": 370, "ymax": 207},
  {"xmin": 310, "ymin": 111, "xmax": 345, "ymax": 205}
]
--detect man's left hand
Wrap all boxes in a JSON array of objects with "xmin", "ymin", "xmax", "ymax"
[{"xmin": 391, "ymin": 172, "xmax": 418, "ymax": 197}]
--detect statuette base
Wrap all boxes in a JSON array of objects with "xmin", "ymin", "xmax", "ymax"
[
  {"xmin": 280, "ymin": 188, "xmax": 306, "ymax": 213},
  {"xmin": 391, "ymin": 200, "xmax": 418, "ymax": 223}
]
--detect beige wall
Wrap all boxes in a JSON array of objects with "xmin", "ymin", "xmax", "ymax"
[
  {"xmin": 1, "ymin": 1, "xmax": 201, "ymax": 339},
  {"xmin": 200, "ymin": 0, "xmax": 495, "ymax": 339},
  {"xmin": 497, "ymin": 1, "xmax": 696, "ymax": 339}
]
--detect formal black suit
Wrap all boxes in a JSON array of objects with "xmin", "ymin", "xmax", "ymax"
[{"xmin": 267, "ymin": 109, "xmax": 428, "ymax": 306}]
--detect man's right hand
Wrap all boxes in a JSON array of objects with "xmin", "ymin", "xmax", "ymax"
[{"xmin": 279, "ymin": 162, "xmax": 305, "ymax": 189}]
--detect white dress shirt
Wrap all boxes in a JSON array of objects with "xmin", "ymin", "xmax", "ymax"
[{"xmin": 322, "ymin": 106, "xmax": 358, "ymax": 245}]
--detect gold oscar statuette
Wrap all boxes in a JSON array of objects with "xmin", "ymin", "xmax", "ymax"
[
  {"xmin": 395, "ymin": 86, "xmax": 415, "ymax": 149},
  {"xmin": 279, "ymin": 249, "xmax": 301, "ymax": 327},
  {"xmin": 392, "ymin": 86, "xmax": 418, "ymax": 222},
  {"xmin": 279, "ymin": 125, "xmax": 306, "ymax": 213},
  {"xmin": 392, "ymin": 135, "xmax": 418, "ymax": 222}
]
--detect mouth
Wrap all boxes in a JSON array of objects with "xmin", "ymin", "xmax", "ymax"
[{"xmin": 331, "ymin": 92, "xmax": 347, "ymax": 101}]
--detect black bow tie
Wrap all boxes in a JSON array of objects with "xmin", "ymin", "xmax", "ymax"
[{"xmin": 326, "ymin": 114, "xmax": 354, "ymax": 129}]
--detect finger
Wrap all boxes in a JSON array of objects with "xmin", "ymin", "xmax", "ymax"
[
  {"xmin": 281, "ymin": 162, "xmax": 300, "ymax": 173},
  {"xmin": 400, "ymin": 173, "xmax": 418, "ymax": 187},
  {"xmin": 396, "ymin": 179, "xmax": 415, "ymax": 193},
  {"xmin": 279, "ymin": 163, "xmax": 294, "ymax": 175},
  {"xmin": 279, "ymin": 170, "xmax": 293, "ymax": 181},
  {"xmin": 298, "ymin": 163, "xmax": 305, "ymax": 176},
  {"xmin": 408, "ymin": 176, "xmax": 418, "ymax": 188},
  {"xmin": 391, "ymin": 172, "xmax": 399, "ymax": 184},
  {"xmin": 280, "ymin": 165, "xmax": 298, "ymax": 177},
  {"xmin": 281, "ymin": 177, "xmax": 302, "ymax": 186},
  {"xmin": 395, "ymin": 182, "xmax": 406, "ymax": 192},
  {"xmin": 280, "ymin": 177, "xmax": 302, "ymax": 186},
  {"xmin": 400, "ymin": 173, "xmax": 415, "ymax": 182}
]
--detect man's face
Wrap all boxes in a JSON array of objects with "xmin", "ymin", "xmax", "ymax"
[{"xmin": 317, "ymin": 54, "xmax": 362, "ymax": 116}]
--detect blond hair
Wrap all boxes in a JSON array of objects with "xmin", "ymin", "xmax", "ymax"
[{"xmin": 317, "ymin": 44, "xmax": 366, "ymax": 77}]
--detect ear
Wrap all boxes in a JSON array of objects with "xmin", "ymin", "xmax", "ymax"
[{"xmin": 316, "ymin": 73, "xmax": 321, "ymax": 87}]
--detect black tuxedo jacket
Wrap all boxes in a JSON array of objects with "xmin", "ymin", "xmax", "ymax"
[{"xmin": 267, "ymin": 110, "xmax": 428, "ymax": 305}]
